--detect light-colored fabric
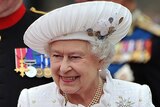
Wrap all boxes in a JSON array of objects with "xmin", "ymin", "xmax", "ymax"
[
  {"xmin": 17, "ymin": 71, "xmax": 155, "ymax": 107},
  {"xmin": 24, "ymin": 1, "xmax": 132, "ymax": 54}
]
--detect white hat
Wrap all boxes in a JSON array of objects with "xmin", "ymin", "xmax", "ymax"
[{"xmin": 24, "ymin": 1, "xmax": 132, "ymax": 54}]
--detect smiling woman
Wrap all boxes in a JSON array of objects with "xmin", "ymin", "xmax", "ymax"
[
  {"xmin": 17, "ymin": 1, "xmax": 155, "ymax": 107},
  {"xmin": 50, "ymin": 40, "xmax": 101, "ymax": 96}
]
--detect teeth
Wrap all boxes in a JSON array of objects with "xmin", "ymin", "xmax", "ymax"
[{"xmin": 62, "ymin": 76, "xmax": 76, "ymax": 80}]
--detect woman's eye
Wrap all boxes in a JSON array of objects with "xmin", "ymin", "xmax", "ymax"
[
  {"xmin": 70, "ymin": 56, "xmax": 81, "ymax": 59},
  {"xmin": 52, "ymin": 54, "xmax": 63, "ymax": 62},
  {"xmin": 53, "ymin": 54, "xmax": 61, "ymax": 58}
]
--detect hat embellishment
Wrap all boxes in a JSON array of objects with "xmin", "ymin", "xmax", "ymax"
[{"xmin": 86, "ymin": 17, "xmax": 124, "ymax": 40}]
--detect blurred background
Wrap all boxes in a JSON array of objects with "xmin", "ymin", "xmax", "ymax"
[
  {"xmin": 23, "ymin": 0, "xmax": 160, "ymax": 24},
  {"xmin": 138, "ymin": 0, "xmax": 160, "ymax": 24}
]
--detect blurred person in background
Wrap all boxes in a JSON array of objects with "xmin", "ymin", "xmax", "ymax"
[
  {"xmin": 108, "ymin": 0, "xmax": 160, "ymax": 106},
  {"xmin": 74, "ymin": 0, "xmax": 160, "ymax": 106},
  {"xmin": 0, "ymin": 0, "xmax": 52, "ymax": 107}
]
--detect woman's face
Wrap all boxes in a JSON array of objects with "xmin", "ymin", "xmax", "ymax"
[{"xmin": 49, "ymin": 40, "xmax": 101, "ymax": 94}]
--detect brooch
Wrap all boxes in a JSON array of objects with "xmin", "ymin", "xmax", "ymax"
[
  {"xmin": 86, "ymin": 17, "xmax": 124, "ymax": 40},
  {"xmin": 116, "ymin": 96, "xmax": 135, "ymax": 107}
]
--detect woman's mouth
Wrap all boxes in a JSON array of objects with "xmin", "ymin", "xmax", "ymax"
[{"xmin": 60, "ymin": 76, "xmax": 79, "ymax": 82}]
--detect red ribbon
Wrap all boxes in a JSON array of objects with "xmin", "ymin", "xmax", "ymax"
[{"xmin": 15, "ymin": 48, "xmax": 27, "ymax": 68}]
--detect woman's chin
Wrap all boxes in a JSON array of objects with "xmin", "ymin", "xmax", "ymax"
[{"xmin": 61, "ymin": 87, "xmax": 80, "ymax": 94}]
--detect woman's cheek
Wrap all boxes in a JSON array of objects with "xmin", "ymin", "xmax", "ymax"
[
  {"xmin": 51, "ymin": 61, "xmax": 61, "ymax": 74},
  {"xmin": 51, "ymin": 65, "xmax": 60, "ymax": 83},
  {"xmin": 51, "ymin": 65, "xmax": 59, "ymax": 74}
]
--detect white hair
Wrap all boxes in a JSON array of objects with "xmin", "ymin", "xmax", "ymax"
[{"xmin": 89, "ymin": 39, "xmax": 115, "ymax": 70}]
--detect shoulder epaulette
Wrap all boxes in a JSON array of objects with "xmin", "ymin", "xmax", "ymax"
[
  {"xmin": 135, "ymin": 13, "xmax": 160, "ymax": 36},
  {"xmin": 30, "ymin": 7, "xmax": 46, "ymax": 15}
]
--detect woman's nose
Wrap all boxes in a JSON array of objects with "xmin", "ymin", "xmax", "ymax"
[{"xmin": 60, "ymin": 57, "xmax": 72, "ymax": 73}]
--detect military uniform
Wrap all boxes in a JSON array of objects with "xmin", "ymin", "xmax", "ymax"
[
  {"xmin": 0, "ymin": 4, "xmax": 52, "ymax": 107},
  {"xmin": 109, "ymin": 10, "xmax": 160, "ymax": 106}
]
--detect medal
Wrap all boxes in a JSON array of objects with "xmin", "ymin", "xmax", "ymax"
[
  {"xmin": 36, "ymin": 68, "xmax": 44, "ymax": 78},
  {"xmin": 24, "ymin": 48, "xmax": 38, "ymax": 78},
  {"xmin": 43, "ymin": 67, "xmax": 52, "ymax": 78},
  {"xmin": 14, "ymin": 48, "xmax": 28, "ymax": 77},
  {"xmin": 43, "ymin": 54, "xmax": 52, "ymax": 78},
  {"xmin": 120, "ymin": 41, "xmax": 128, "ymax": 62},
  {"xmin": 25, "ymin": 66, "xmax": 37, "ymax": 78},
  {"xmin": 128, "ymin": 40, "xmax": 135, "ymax": 53},
  {"xmin": 35, "ymin": 54, "xmax": 44, "ymax": 78},
  {"xmin": 15, "ymin": 58, "xmax": 29, "ymax": 77},
  {"xmin": 144, "ymin": 40, "xmax": 151, "ymax": 62}
]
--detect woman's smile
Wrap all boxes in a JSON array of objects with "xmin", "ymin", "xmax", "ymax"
[{"xmin": 60, "ymin": 76, "xmax": 80, "ymax": 83}]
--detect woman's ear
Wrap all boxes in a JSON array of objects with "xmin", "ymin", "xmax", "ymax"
[{"xmin": 98, "ymin": 59, "xmax": 105, "ymax": 70}]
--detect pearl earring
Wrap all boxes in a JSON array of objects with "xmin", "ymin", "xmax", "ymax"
[{"xmin": 99, "ymin": 69, "xmax": 102, "ymax": 72}]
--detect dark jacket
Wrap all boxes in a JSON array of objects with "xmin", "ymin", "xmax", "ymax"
[{"xmin": 0, "ymin": 5, "xmax": 52, "ymax": 107}]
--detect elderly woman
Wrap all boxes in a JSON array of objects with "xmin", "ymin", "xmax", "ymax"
[{"xmin": 17, "ymin": 1, "xmax": 154, "ymax": 107}]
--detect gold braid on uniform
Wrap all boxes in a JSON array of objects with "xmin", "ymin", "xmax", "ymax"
[
  {"xmin": 135, "ymin": 10, "xmax": 160, "ymax": 36},
  {"xmin": 30, "ymin": 7, "xmax": 46, "ymax": 15}
]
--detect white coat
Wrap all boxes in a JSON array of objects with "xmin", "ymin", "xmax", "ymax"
[{"xmin": 17, "ymin": 72, "xmax": 155, "ymax": 107}]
